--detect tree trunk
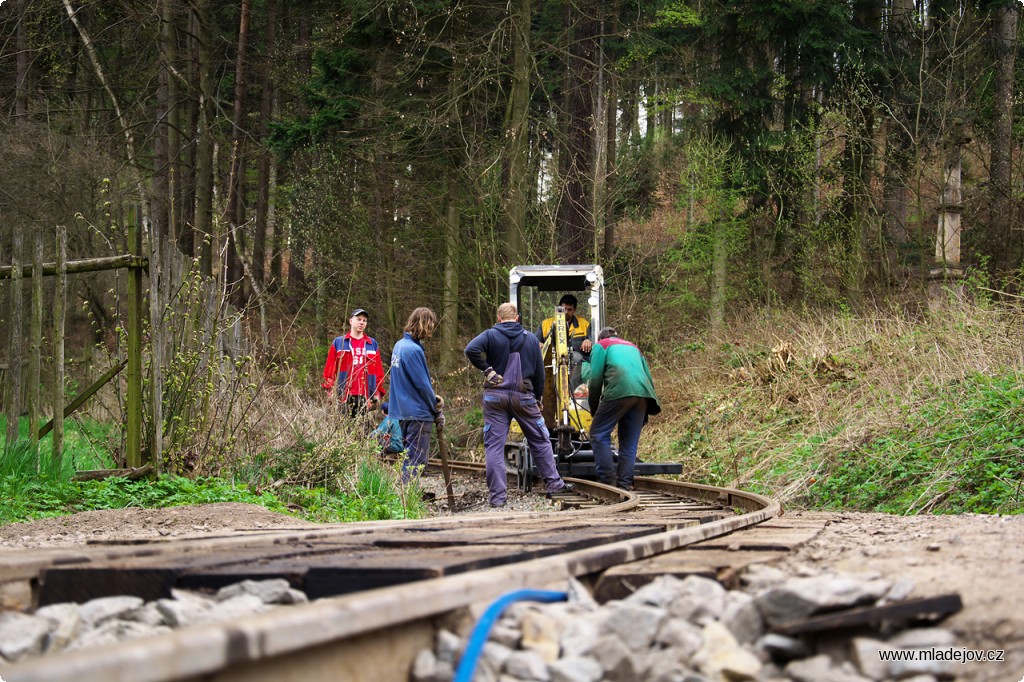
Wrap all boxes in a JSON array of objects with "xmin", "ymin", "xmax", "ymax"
[
  {"xmin": 503, "ymin": 0, "xmax": 531, "ymax": 266},
  {"xmin": 5, "ymin": 232, "xmax": 23, "ymax": 454},
  {"xmin": 557, "ymin": 0, "xmax": 598, "ymax": 263},
  {"xmin": 225, "ymin": 0, "xmax": 252, "ymax": 305},
  {"xmin": 881, "ymin": 0, "xmax": 915, "ymax": 271},
  {"xmin": 709, "ymin": 213, "xmax": 728, "ymax": 338},
  {"xmin": 284, "ymin": 13, "xmax": 312, "ymax": 290},
  {"xmin": 253, "ymin": 0, "xmax": 278, "ymax": 290},
  {"xmin": 194, "ymin": 0, "xmax": 215, "ymax": 277},
  {"xmin": 990, "ymin": 2, "xmax": 1018, "ymax": 270},
  {"xmin": 619, "ymin": 72, "xmax": 636, "ymax": 149},
  {"xmin": 842, "ymin": 0, "xmax": 881, "ymax": 303},
  {"xmin": 440, "ymin": 185, "xmax": 461, "ymax": 373},
  {"xmin": 179, "ymin": 5, "xmax": 199, "ymax": 258},
  {"xmin": 15, "ymin": 0, "xmax": 29, "ymax": 125},
  {"xmin": 163, "ymin": 0, "xmax": 182, "ymax": 247},
  {"xmin": 153, "ymin": 0, "xmax": 172, "ymax": 248},
  {"xmin": 593, "ymin": 13, "xmax": 606, "ymax": 259},
  {"xmin": 602, "ymin": 0, "xmax": 619, "ymax": 261},
  {"xmin": 62, "ymin": 0, "xmax": 149, "ymax": 220}
]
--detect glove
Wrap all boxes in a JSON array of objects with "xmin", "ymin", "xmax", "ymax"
[
  {"xmin": 434, "ymin": 410, "xmax": 446, "ymax": 430},
  {"xmin": 484, "ymin": 367, "xmax": 504, "ymax": 387},
  {"xmin": 435, "ymin": 394, "xmax": 445, "ymax": 410}
]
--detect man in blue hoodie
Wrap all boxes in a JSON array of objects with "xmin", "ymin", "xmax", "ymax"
[
  {"xmin": 464, "ymin": 302, "xmax": 572, "ymax": 507},
  {"xmin": 390, "ymin": 307, "xmax": 442, "ymax": 481}
]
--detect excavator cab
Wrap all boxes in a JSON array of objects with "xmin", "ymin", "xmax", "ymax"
[{"xmin": 505, "ymin": 264, "xmax": 681, "ymax": 488}]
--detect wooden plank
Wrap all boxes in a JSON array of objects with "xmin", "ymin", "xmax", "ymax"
[
  {"xmin": 5, "ymin": 230, "xmax": 23, "ymax": 453},
  {"xmin": 773, "ymin": 594, "xmax": 964, "ymax": 635},
  {"xmin": 37, "ymin": 543, "xmax": 366, "ymax": 604},
  {"xmin": 2, "ymin": 499, "xmax": 779, "ymax": 682},
  {"xmin": 179, "ymin": 544, "xmax": 569, "ymax": 599},
  {"xmin": 593, "ymin": 516, "xmax": 831, "ymax": 601},
  {"xmin": 0, "ymin": 254, "xmax": 147, "ymax": 279},
  {"xmin": 148, "ymin": 215, "xmax": 163, "ymax": 475},
  {"xmin": 302, "ymin": 544, "xmax": 568, "ymax": 598},
  {"xmin": 38, "ymin": 359, "xmax": 128, "ymax": 439},
  {"xmin": 52, "ymin": 225, "xmax": 66, "ymax": 463},
  {"xmin": 484, "ymin": 524, "xmax": 664, "ymax": 549},
  {"xmin": 594, "ymin": 548, "xmax": 783, "ymax": 601},
  {"xmin": 370, "ymin": 523, "xmax": 664, "ymax": 550},
  {"xmin": 689, "ymin": 519, "xmax": 827, "ymax": 551},
  {"xmin": 28, "ymin": 230, "xmax": 43, "ymax": 458},
  {"xmin": 126, "ymin": 211, "xmax": 143, "ymax": 469},
  {"xmin": 72, "ymin": 464, "xmax": 153, "ymax": 482}
]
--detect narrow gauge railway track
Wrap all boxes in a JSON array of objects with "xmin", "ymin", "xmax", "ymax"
[{"xmin": 2, "ymin": 473, "xmax": 779, "ymax": 682}]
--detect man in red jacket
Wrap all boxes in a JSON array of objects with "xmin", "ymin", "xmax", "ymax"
[{"xmin": 322, "ymin": 308, "xmax": 385, "ymax": 418}]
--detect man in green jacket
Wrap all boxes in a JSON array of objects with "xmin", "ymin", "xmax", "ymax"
[{"xmin": 587, "ymin": 327, "xmax": 661, "ymax": 490}]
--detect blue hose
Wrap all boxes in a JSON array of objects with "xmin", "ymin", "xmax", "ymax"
[{"xmin": 452, "ymin": 588, "xmax": 568, "ymax": 682}]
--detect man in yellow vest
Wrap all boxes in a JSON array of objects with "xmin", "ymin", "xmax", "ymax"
[{"xmin": 535, "ymin": 294, "xmax": 593, "ymax": 388}]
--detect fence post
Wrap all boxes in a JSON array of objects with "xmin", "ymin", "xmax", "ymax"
[
  {"xmin": 29, "ymin": 231, "xmax": 44, "ymax": 463},
  {"xmin": 126, "ymin": 208, "xmax": 143, "ymax": 469},
  {"xmin": 53, "ymin": 226, "xmax": 67, "ymax": 465},
  {"xmin": 5, "ymin": 231, "xmax": 23, "ymax": 454},
  {"xmin": 148, "ymin": 215, "xmax": 163, "ymax": 476}
]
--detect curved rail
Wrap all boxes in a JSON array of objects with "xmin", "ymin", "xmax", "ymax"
[{"xmin": 3, "ymin": 478, "xmax": 779, "ymax": 682}]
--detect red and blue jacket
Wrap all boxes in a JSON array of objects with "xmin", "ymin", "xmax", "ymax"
[{"xmin": 321, "ymin": 334, "xmax": 385, "ymax": 401}]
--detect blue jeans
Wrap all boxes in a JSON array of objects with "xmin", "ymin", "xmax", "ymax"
[
  {"xmin": 400, "ymin": 420, "xmax": 431, "ymax": 481},
  {"xmin": 589, "ymin": 396, "xmax": 648, "ymax": 490}
]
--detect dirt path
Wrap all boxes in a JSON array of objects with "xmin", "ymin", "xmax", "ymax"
[
  {"xmin": 776, "ymin": 511, "xmax": 1024, "ymax": 682},
  {"xmin": 1, "ymin": 505, "xmax": 1020, "ymax": 680},
  {"xmin": 0, "ymin": 502, "xmax": 318, "ymax": 548}
]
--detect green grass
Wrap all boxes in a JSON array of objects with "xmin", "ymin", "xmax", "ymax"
[
  {"xmin": 684, "ymin": 369, "xmax": 1024, "ymax": 515},
  {"xmin": 639, "ymin": 303, "xmax": 1024, "ymax": 516},
  {"xmin": 0, "ymin": 419, "xmax": 425, "ymax": 526},
  {"xmin": 0, "ymin": 415, "xmax": 116, "ymax": 472},
  {"xmin": 795, "ymin": 372, "xmax": 1024, "ymax": 514}
]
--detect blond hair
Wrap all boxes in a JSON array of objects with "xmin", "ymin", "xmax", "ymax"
[
  {"xmin": 404, "ymin": 307, "xmax": 438, "ymax": 340},
  {"xmin": 496, "ymin": 302, "xmax": 518, "ymax": 321}
]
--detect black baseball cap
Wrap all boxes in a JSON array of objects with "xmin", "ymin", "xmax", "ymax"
[{"xmin": 351, "ymin": 308, "xmax": 368, "ymax": 318}]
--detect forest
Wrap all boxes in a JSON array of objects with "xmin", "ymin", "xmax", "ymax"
[{"xmin": 1, "ymin": 0, "xmax": 1023, "ymax": 520}]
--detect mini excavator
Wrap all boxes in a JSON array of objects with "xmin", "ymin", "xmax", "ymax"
[{"xmin": 504, "ymin": 264, "xmax": 682, "ymax": 490}]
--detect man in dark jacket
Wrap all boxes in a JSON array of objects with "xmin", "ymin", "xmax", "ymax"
[
  {"xmin": 465, "ymin": 303, "xmax": 572, "ymax": 507},
  {"xmin": 587, "ymin": 326, "xmax": 661, "ymax": 491}
]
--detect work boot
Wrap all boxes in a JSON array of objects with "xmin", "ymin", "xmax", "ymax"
[{"xmin": 546, "ymin": 483, "xmax": 575, "ymax": 499}]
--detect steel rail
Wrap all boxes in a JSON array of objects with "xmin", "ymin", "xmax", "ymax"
[{"xmin": 3, "ymin": 479, "xmax": 779, "ymax": 682}]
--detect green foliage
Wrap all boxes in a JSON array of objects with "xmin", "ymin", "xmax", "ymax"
[
  {"xmin": 799, "ymin": 373, "xmax": 1024, "ymax": 514},
  {"xmin": 0, "ymin": 455, "xmax": 425, "ymax": 527},
  {"xmin": 155, "ymin": 261, "xmax": 267, "ymax": 476},
  {"xmin": 269, "ymin": 49, "xmax": 366, "ymax": 155},
  {"xmin": 646, "ymin": 305, "xmax": 1024, "ymax": 517},
  {"xmin": 651, "ymin": 3, "xmax": 702, "ymax": 30},
  {"xmin": 463, "ymin": 407, "xmax": 484, "ymax": 430}
]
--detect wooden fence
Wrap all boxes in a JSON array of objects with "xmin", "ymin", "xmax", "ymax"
[{"xmin": 1, "ymin": 211, "xmax": 154, "ymax": 472}]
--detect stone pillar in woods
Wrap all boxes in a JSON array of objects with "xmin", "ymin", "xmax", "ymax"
[{"xmin": 929, "ymin": 134, "xmax": 968, "ymax": 309}]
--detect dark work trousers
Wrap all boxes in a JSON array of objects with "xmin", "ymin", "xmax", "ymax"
[
  {"xmin": 345, "ymin": 394, "xmax": 367, "ymax": 417},
  {"xmin": 400, "ymin": 419, "xmax": 431, "ymax": 481},
  {"xmin": 482, "ymin": 352, "xmax": 565, "ymax": 507},
  {"xmin": 344, "ymin": 394, "xmax": 374, "ymax": 436},
  {"xmin": 589, "ymin": 396, "xmax": 648, "ymax": 490}
]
